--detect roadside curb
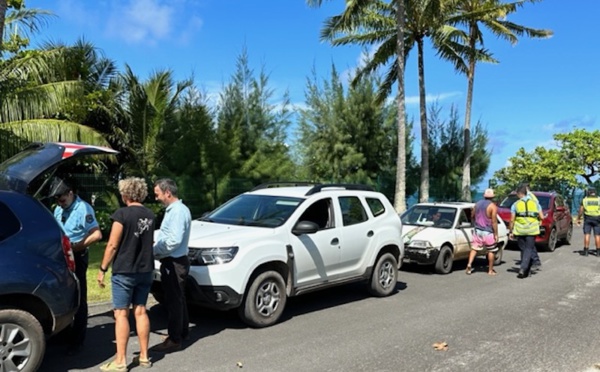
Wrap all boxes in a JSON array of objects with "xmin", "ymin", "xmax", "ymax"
[{"xmin": 88, "ymin": 295, "xmax": 158, "ymax": 316}]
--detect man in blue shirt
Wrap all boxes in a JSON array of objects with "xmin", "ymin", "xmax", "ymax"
[
  {"xmin": 51, "ymin": 177, "xmax": 102, "ymax": 355},
  {"xmin": 152, "ymin": 178, "xmax": 192, "ymax": 353}
]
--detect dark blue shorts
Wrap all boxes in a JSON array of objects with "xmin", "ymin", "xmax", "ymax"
[
  {"xmin": 111, "ymin": 272, "xmax": 153, "ymax": 309},
  {"xmin": 583, "ymin": 216, "xmax": 600, "ymax": 235}
]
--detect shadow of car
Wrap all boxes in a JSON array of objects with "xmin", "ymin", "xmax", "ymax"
[
  {"xmin": 497, "ymin": 191, "xmax": 573, "ymax": 252},
  {"xmin": 0, "ymin": 142, "xmax": 117, "ymax": 371}
]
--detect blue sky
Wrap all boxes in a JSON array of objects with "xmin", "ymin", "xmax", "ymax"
[{"xmin": 27, "ymin": 0, "xmax": 600, "ymax": 188}]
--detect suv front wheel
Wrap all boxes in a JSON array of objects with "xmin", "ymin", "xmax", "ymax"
[
  {"xmin": 368, "ymin": 252, "xmax": 398, "ymax": 296},
  {"xmin": 239, "ymin": 270, "xmax": 287, "ymax": 328},
  {"xmin": 0, "ymin": 308, "xmax": 45, "ymax": 372}
]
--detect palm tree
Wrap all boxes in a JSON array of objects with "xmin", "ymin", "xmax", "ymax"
[
  {"xmin": 0, "ymin": 39, "xmax": 115, "ymax": 146},
  {"xmin": 446, "ymin": 0, "xmax": 552, "ymax": 201},
  {"xmin": 0, "ymin": 0, "xmax": 7, "ymax": 50},
  {"xmin": 307, "ymin": 0, "xmax": 409, "ymax": 211},
  {"xmin": 115, "ymin": 66, "xmax": 193, "ymax": 177}
]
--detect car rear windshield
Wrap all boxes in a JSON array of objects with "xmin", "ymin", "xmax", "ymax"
[
  {"xmin": 201, "ymin": 194, "xmax": 304, "ymax": 227},
  {"xmin": 500, "ymin": 195, "xmax": 550, "ymax": 210}
]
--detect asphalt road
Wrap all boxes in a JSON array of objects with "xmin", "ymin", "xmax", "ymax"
[{"xmin": 42, "ymin": 228, "xmax": 600, "ymax": 372}]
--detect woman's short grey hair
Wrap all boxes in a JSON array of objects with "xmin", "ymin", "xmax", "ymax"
[
  {"xmin": 118, "ymin": 177, "xmax": 148, "ymax": 202},
  {"xmin": 154, "ymin": 178, "xmax": 178, "ymax": 197}
]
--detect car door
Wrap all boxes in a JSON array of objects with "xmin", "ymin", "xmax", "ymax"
[
  {"xmin": 336, "ymin": 195, "xmax": 372, "ymax": 277},
  {"xmin": 454, "ymin": 207, "xmax": 473, "ymax": 260},
  {"xmin": 288, "ymin": 197, "xmax": 342, "ymax": 287},
  {"xmin": 553, "ymin": 195, "xmax": 569, "ymax": 235}
]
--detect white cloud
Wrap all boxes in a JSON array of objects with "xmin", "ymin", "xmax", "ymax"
[{"xmin": 105, "ymin": 0, "xmax": 202, "ymax": 45}]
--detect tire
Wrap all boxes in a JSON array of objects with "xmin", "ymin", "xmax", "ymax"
[
  {"xmin": 493, "ymin": 247, "xmax": 503, "ymax": 266},
  {"xmin": 368, "ymin": 252, "xmax": 398, "ymax": 297},
  {"xmin": 238, "ymin": 270, "xmax": 287, "ymax": 328},
  {"xmin": 0, "ymin": 309, "xmax": 45, "ymax": 372},
  {"xmin": 562, "ymin": 224, "xmax": 573, "ymax": 245},
  {"xmin": 546, "ymin": 227, "xmax": 558, "ymax": 252},
  {"xmin": 435, "ymin": 245, "xmax": 453, "ymax": 274}
]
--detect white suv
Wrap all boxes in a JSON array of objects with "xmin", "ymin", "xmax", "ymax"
[{"xmin": 151, "ymin": 183, "xmax": 404, "ymax": 328}]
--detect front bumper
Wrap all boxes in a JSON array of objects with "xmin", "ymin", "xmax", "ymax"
[
  {"xmin": 151, "ymin": 270, "xmax": 242, "ymax": 311},
  {"xmin": 403, "ymin": 247, "xmax": 440, "ymax": 265}
]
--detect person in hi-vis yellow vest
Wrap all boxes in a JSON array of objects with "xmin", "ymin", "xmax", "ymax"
[
  {"xmin": 508, "ymin": 184, "xmax": 544, "ymax": 279},
  {"xmin": 577, "ymin": 188, "xmax": 600, "ymax": 256}
]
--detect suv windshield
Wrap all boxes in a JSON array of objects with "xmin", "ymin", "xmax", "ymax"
[
  {"xmin": 202, "ymin": 194, "xmax": 304, "ymax": 227},
  {"xmin": 401, "ymin": 205, "xmax": 457, "ymax": 229},
  {"xmin": 500, "ymin": 194, "xmax": 550, "ymax": 210}
]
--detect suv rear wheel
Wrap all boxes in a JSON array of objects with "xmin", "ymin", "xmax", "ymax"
[
  {"xmin": 368, "ymin": 252, "xmax": 398, "ymax": 296},
  {"xmin": 546, "ymin": 227, "xmax": 558, "ymax": 252},
  {"xmin": 239, "ymin": 270, "xmax": 287, "ymax": 328},
  {"xmin": 0, "ymin": 308, "xmax": 45, "ymax": 372}
]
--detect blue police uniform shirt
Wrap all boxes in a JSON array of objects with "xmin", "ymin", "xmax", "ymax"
[
  {"xmin": 54, "ymin": 195, "xmax": 99, "ymax": 244},
  {"xmin": 153, "ymin": 199, "xmax": 191, "ymax": 259}
]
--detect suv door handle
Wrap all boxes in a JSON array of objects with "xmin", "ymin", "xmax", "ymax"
[
  {"xmin": 331, "ymin": 238, "xmax": 339, "ymax": 245},
  {"xmin": 367, "ymin": 230, "xmax": 374, "ymax": 237}
]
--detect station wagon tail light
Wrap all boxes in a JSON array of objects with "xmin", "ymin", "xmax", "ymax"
[
  {"xmin": 62, "ymin": 235, "xmax": 76, "ymax": 272},
  {"xmin": 189, "ymin": 247, "xmax": 239, "ymax": 265}
]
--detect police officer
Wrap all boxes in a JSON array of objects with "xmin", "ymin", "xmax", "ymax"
[
  {"xmin": 51, "ymin": 177, "xmax": 102, "ymax": 355},
  {"xmin": 508, "ymin": 184, "xmax": 544, "ymax": 279},
  {"xmin": 577, "ymin": 188, "xmax": 600, "ymax": 256}
]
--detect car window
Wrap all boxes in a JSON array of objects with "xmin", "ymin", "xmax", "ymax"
[
  {"xmin": 537, "ymin": 196, "xmax": 550, "ymax": 210},
  {"xmin": 0, "ymin": 201, "xmax": 20, "ymax": 242},
  {"xmin": 338, "ymin": 196, "xmax": 368, "ymax": 226},
  {"xmin": 458, "ymin": 209, "xmax": 472, "ymax": 226},
  {"xmin": 206, "ymin": 194, "xmax": 303, "ymax": 227},
  {"xmin": 366, "ymin": 197, "xmax": 385, "ymax": 217},
  {"xmin": 401, "ymin": 205, "xmax": 456, "ymax": 229},
  {"xmin": 299, "ymin": 198, "xmax": 333, "ymax": 229}
]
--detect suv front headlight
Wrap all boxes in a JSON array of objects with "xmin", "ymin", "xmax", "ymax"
[{"xmin": 189, "ymin": 247, "xmax": 239, "ymax": 265}]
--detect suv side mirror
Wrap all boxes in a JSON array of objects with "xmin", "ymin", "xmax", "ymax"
[{"xmin": 292, "ymin": 221, "xmax": 319, "ymax": 236}]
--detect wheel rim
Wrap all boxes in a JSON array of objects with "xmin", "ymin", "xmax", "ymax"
[
  {"xmin": 0, "ymin": 323, "xmax": 32, "ymax": 371},
  {"xmin": 549, "ymin": 229, "xmax": 557, "ymax": 251},
  {"xmin": 377, "ymin": 260, "xmax": 395, "ymax": 289},
  {"xmin": 567, "ymin": 225, "xmax": 573, "ymax": 242},
  {"xmin": 255, "ymin": 280, "xmax": 281, "ymax": 317}
]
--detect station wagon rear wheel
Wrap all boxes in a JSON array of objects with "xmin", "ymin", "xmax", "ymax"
[
  {"xmin": 368, "ymin": 252, "xmax": 398, "ymax": 297},
  {"xmin": 0, "ymin": 308, "xmax": 45, "ymax": 372},
  {"xmin": 435, "ymin": 245, "xmax": 453, "ymax": 274}
]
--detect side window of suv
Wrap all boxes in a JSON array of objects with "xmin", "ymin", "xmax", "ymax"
[
  {"xmin": 339, "ymin": 196, "xmax": 368, "ymax": 226},
  {"xmin": 366, "ymin": 197, "xmax": 386, "ymax": 217},
  {"xmin": 0, "ymin": 202, "xmax": 20, "ymax": 242},
  {"xmin": 298, "ymin": 198, "xmax": 333, "ymax": 230}
]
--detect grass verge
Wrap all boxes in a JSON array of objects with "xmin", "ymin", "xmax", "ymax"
[{"xmin": 87, "ymin": 243, "xmax": 112, "ymax": 303}]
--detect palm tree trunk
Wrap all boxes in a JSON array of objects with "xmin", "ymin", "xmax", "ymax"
[
  {"xmin": 461, "ymin": 23, "xmax": 477, "ymax": 202},
  {"xmin": 0, "ymin": 0, "xmax": 7, "ymax": 51},
  {"xmin": 394, "ymin": 0, "xmax": 407, "ymax": 212},
  {"xmin": 417, "ymin": 38, "xmax": 429, "ymax": 202}
]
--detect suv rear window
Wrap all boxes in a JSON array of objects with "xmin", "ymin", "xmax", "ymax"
[
  {"xmin": 0, "ymin": 201, "xmax": 20, "ymax": 242},
  {"xmin": 366, "ymin": 197, "xmax": 386, "ymax": 217}
]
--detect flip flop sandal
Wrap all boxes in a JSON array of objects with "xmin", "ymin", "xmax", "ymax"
[
  {"xmin": 132, "ymin": 356, "xmax": 152, "ymax": 368},
  {"xmin": 466, "ymin": 266, "xmax": 473, "ymax": 275},
  {"xmin": 99, "ymin": 361, "xmax": 127, "ymax": 372}
]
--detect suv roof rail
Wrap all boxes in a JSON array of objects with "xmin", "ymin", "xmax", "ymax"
[
  {"xmin": 305, "ymin": 183, "xmax": 374, "ymax": 196},
  {"xmin": 252, "ymin": 181, "xmax": 317, "ymax": 191}
]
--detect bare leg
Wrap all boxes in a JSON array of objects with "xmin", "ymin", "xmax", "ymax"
[
  {"xmin": 466, "ymin": 250, "xmax": 477, "ymax": 274},
  {"xmin": 584, "ymin": 233, "xmax": 590, "ymax": 248},
  {"xmin": 487, "ymin": 252, "xmax": 496, "ymax": 275},
  {"xmin": 134, "ymin": 305, "xmax": 150, "ymax": 361},
  {"xmin": 114, "ymin": 308, "xmax": 130, "ymax": 365}
]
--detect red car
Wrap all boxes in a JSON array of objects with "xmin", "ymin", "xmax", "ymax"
[{"xmin": 497, "ymin": 191, "xmax": 573, "ymax": 252}]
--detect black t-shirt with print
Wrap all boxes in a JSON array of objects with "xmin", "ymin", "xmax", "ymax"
[{"xmin": 111, "ymin": 205, "xmax": 155, "ymax": 274}]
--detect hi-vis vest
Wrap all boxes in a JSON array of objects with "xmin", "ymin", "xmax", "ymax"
[
  {"xmin": 583, "ymin": 196, "xmax": 600, "ymax": 217},
  {"xmin": 514, "ymin": 198, "xmax": 540, "ymax": 236}
]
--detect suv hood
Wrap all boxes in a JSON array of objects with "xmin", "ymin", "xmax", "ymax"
[
  {"xmin": 0, "ymin": 142, "xmax": 118, "ymax": 193},
  {"xmin": 187, "ymin": 220, "xmax": 275, "ymax": 248}
]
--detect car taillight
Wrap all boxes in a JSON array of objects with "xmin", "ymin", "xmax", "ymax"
[{"xmin": 62, "ymin": 235, "xmax": 76, "ymax": 272}]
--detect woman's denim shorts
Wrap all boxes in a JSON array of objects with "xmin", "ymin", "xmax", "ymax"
[{"xmin": 111, "ymin": 272, "xmax": 153, "ymax": 309}]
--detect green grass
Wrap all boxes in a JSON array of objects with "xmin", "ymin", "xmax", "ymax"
[{"xmin": 87, "ymin": 243, "xmax": 112, "ymax": 303}]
